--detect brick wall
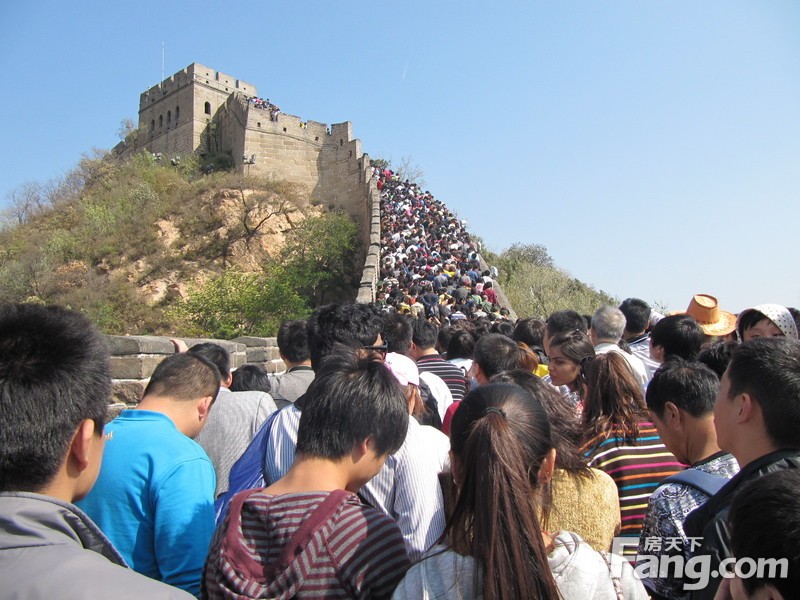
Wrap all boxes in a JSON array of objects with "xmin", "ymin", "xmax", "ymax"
[{"xmin": 105, "ymin": 334, "xmax": 286, "ymax": 416}]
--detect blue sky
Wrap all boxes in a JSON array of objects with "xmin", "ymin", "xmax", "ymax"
[{"xmin": 1, "ymin": 1, "xmax": 798, "ymax": 313}]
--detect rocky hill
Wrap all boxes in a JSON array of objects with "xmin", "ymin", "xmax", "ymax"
[{"xmin": 0, "ymin": 152, "xmax": 359, "ymax": 337}]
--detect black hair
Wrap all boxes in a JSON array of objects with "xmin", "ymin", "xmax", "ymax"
[
  {"xmin": 230, "ymin": 364, "xmax": 271, "ymax": 393},
  {"xmin": 726, "ymin": 338, "xmax": 800, "ymax": 449},
  {"xmin": 306, "ymin": 303, "xmax": 383, "ymax": 370},
  {"xmin": 489, "ymin": 321, "xmax": 514, "ymax": 338},
  {"xmin": 296, "ymin": 350, "xmax": 408, "ymax": 459},
  {"xmin": 446, "ymin": 383, "xmax": 559, "ymax": 600},
  {"xmin": 697, "ymin": 341, "xmax": 737, "ymax": 379},
  {"xmin": 649, "ymin": 315, "xmax": 705, "ymax": 361},
  {"xmin": 646, "ymin": 359, "xmax": 719, "ymax": 418},
  {"xmin": 473, "ymin": 333, "xmax": 524, "ymax": 379},
  {"xmin": 188, "ymin": 342, "xmax": 231, "ymax": 382},
  {"xmin": 545, "ymin": 310, "xmax": 587, "ymax": 337},
  {"xmin": 547, "ymin": 330, "xmax": 595, "ymax": 391},
  {"xmin": 0, "ymin": 304, "xmax": 111, "ymax": 492},
  {"xmin": 789, "ymin": 308, "xmax": 800, "ymax": 336},
  {"xmin": 411, "ymin": 317, "xmax": 439, "ymax": 349},
  {"xmin": 436, "ymin": 325, "xmax": 455, "ymax": 355},
  {"xmin": 736, "ymin": 309, "xmax": 771, "ymax": 340},
  {"xmin": 144, "ymin": 353, "xmax": 220, "ymax": 402},
  {"xmin": 729, "ymin": 469, "xmax": 800, "ymax": 597},
  {"xmin": 619, "ymin": 298, "xmax": 651, "ymax": 334},
  {"xmin": 381, "ymin": 312, "xmax": 413, "ymax": 355},
  {"xmin": 490, "ymin": 370, "xmax": 589, "ymax": 476},
  {"xmin": 447, "ymin": 330, "xmax": 476, "ymax": 361},
  {"xmin": 513, "ymin": 318, "xmax": 546, "ymax": 349},
  {"xmin": 276, "ymin": 320, "xmax": 309, "ymax": 364}
]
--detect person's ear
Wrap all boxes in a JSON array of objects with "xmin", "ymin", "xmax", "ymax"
[
  {"xmin": 224, "ymin": 372, "xmax": 234, "ymax": 388},
  {"xmin": 665, "ymin": 401, "xmax": 682, "ymax": 428},
  {"xmin": 738, "ymin": 393, "xmax": 758, "ymax": 424},
  {"xmin": 197, "ymin": 396, "xmax": 214, "ymax": 422},
  {"xmin": 538, "ymin": 448, "xmax": 557, "ymax": 486},
  {"xmin": 69, "ymin": 419, "xmax": 100, "ymax": 473}
]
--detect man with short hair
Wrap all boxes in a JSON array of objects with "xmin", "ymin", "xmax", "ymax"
[
  {"xmin": 441, "ymin": 333, "xmax": 523, "ymax": 434},
  {"xmin": 619, "ymin": 297, "xmax": 660, "ymax": 379},
  {"xmin": 410, "ymin": 317, "xmax": 467, "ymax": 402},
  {"xmin": 637, "ymin": 360, "xmax": 739, "ymax": 600},
  {"xmin": 268, "ymin": 320, "xmax": 314, "ymax": 409},
  {"xmin": 684, "ymin": 338, "xmax": 800, "ymax": 600},
  {"xmin": 590, "ymin": 305, "xmax": 648, "ymax": 387},
  {"xmin": 543, "ymin": 309, "xmax": 587, "ymax": 356},
  {"xmin": 648, "ymin": 314, "xmax": 705, "ymax": 364},
  {"xmin": 79, "ymin": 353, "xmax": 219, "ymax": 597},
  {"xmin": 0, "ymin": 304, "xmax": 192, "ymax": 599},
  {"xmin": 204, "ymin": 352, "xmax": 410, "ymax": 598},
  {"xmin": 263, "ymin": 303, "xmax": 447, "ymax": 561},
  {"xmin": 190, "ymin": 342, "xmax": 277, "ymax": 497},
  {"xmin": 382, "ymin": 312, "xmax": 451, "ymax": 425},
  {"xmin": 469, "ymin": 333, "xmax": 524, "ymax": 386}
]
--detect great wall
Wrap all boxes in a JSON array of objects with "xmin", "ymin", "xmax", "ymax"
[{"xmin": 108, "ymin": 62, "xmax": 515, "ymax": 409}]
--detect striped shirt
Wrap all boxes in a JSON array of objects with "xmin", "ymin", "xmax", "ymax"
[
  {"xmin": 263, "ymin": 406, "xmax": 447, "ymax": 561},
  {"xmin": 583, "ymin": 423, "xmax": 684, "ymax": 539},
  {"xmin": 204, "ymin": 491, "xmax": 409, "ymax": 599},
  {"xmin": 416, "ymin": 354, "xmax": 467, "ymax": 401}
]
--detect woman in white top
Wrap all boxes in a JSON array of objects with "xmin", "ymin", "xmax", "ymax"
[{"xmin": 392, "ymin": 383, "xmax": 646, "ymax": 600}]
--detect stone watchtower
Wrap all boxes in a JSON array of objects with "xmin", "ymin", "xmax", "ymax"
[
  {"xmin": 134, "ymin": 63, "xmax": 256, "ymax": 158},
  {"xmin": 114, "ymin": 62, "xmax": 383, "ymax": 301}
]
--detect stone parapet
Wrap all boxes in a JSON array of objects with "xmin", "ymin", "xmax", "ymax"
[{"xmin": 104, "ymin": 334, "xmax": 286, "ymax": 410}]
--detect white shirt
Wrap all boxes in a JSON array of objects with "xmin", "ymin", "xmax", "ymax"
[
  {"xmin": 419, "ymin": 371, "xmax": 454, "ymax": 422},
  {"xmin": 594, "ymin": 342, "xmax": 649, "ymax": 389}
]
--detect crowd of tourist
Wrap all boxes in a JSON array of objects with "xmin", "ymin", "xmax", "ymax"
[
  {"xmin": 375, "ymin": 166, "xmax": 507, "ymax": 323},
  {"xmin": 3, "ymin": 167, "xmax": 800, "ymax": 599},
  {"xmin": 247, "ymin": 96, "xmax": 281, "ymax": 120}
]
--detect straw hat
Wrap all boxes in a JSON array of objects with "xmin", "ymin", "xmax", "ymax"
[{"xmin": 678, "ymin": 294, "xmax": 737, "ymax": 336}]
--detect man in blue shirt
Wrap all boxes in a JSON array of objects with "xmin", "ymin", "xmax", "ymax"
[{"xmin": 79, "ymin": 352, "xmax": 220, "ymax": 597}]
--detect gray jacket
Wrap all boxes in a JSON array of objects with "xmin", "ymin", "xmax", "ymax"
[
  {"xmin": 196, "ymin": 388, "xmax": 278, "ymax": 497},
  {"xmin": 0, "ymin": 492, "xmax": 193, "ymax": 600}
]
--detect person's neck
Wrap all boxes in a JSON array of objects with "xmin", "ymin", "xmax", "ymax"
[
  {"xmin": 684, "ymin": 418, "xmax": 723, "ymax": 465},
  {"xmin": 418, "ymin": 347, "xmax": 440, "ymax": 358},
  {"xmin": 264, "ymin": 456, "xmax": 353, "ymax": 495},
  {"xmin": 135, "ymin": 397, "xmax": 193, "ymax": 438},
  {"xmin": 284, "ymin": 359, "xmax": 312, "ymax": 370},
  {"xmin": 623, "ymin": 331, "xmax": 646, "ymax": 342},
  {"xmin": 733, "ymin": 431, "xmax": 781, "ymax": 470}
]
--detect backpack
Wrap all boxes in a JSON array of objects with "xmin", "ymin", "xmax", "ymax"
[
  {"xmin": 662, "ymin": 468, "xmax": 727, "ymax": 497},
  {"xmin": 213, "ymin": 408, "xmax": 281, "ymax": 524}
]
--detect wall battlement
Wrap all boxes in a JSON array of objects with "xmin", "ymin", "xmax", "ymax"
[{"xmin": 113, "ymin": 62, "xmax": 515, "ymax": 318}]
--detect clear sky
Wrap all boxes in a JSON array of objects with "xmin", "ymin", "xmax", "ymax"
[{"xmin": 1, "ymin": 1, "xmax": 798, "ymax": 313}]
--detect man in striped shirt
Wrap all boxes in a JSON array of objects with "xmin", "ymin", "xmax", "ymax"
[
  {"xmin": 411, "ymin": 317, "xmax": 467, "ymax": 402},
  {"xmin": 204, "ymin": 351, "xmax": 410, "ymax": 599},
  {"xmin": 262, "ymin": 303, "xmax": 447, "ymax": 560}
]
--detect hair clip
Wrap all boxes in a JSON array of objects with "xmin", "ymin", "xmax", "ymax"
[{"xmin": 484, "ymin": 406, "xmax": 507, "ymax": 418}]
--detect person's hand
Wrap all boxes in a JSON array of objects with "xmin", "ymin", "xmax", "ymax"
[{"xmin": 170, "ymin": 338, "xmax": 189, "ymax": 353}]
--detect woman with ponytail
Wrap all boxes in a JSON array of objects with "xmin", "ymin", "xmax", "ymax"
[{"xmin": 392, "ymin": 383, "xmax": 646, "ymax": 599}]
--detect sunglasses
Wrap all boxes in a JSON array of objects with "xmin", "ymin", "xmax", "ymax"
[{"xmin": 363, "ymin": 343, "xmax": 388, "ymax": 358}]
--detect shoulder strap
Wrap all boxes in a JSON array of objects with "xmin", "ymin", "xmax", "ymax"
[
  {"xmin": 663, "ymin": 468, "xmax": 727, "ymax": 497},
  {"xmin": 214, "ymin": 408, "xmax": 280, "ymax": 524}
]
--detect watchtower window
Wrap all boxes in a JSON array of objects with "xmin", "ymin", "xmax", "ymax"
[
  {"xmin": 167, "ymin": 110, "xmax": 172, "ymax": 123},
  {"xmin": 150, "ymin": 119, "xmax": 155, "ymax": 131},
  {"xmin": 159, "ymin": 115, "xmax": 163, "ymax": 128},
  {"xmin": 175, "ymin": 105, "xmax": 180, "ymax": 120},
  {"xmin": 204, "ymin": 102, "xmax": 211, "ymax": 115}
]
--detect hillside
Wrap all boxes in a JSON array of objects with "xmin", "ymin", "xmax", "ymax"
[{"xmin": 0, "ymin": 152, "xmax": 359, "ymax": 337}]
